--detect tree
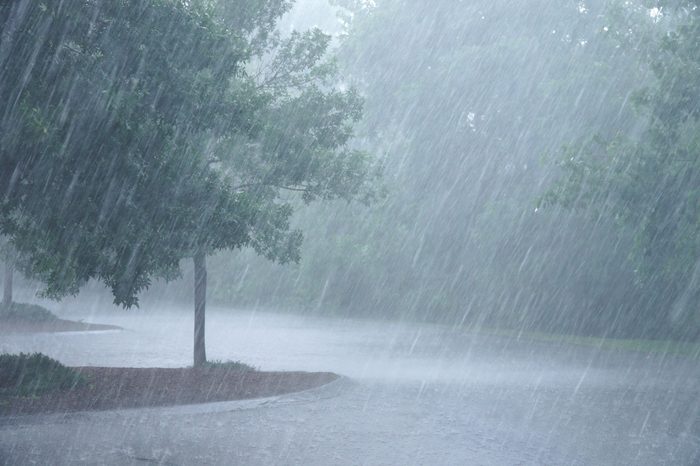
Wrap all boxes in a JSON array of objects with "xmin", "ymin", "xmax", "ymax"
[
  {"xmin": 548, "ymin": 2, "xmax": 700, "ymax": 335},
  {"xmin": 184, "ymin": 24, "xmax": 377, "ymax": 365},
  {"xmin": 0, "ymin": 0, "xmax": 376, "ymax": 364}
]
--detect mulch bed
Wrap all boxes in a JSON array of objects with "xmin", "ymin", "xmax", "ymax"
[
  {"xmin": 0, "ymin": 367, "xmax": 338, "ymax": 416},
  {"xmin": 0, "ymin": 318, "xmax": 122, "ymax": 334}
]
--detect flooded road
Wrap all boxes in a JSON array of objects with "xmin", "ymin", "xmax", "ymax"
[{"xmin": 1, "ymin": 307, "xmax": 699, "ymax": 465}]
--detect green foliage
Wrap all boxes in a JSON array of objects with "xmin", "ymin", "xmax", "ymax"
[
  {"xmin": 0, "ymin": 0, "xmax": 247, "ymax": 305},
  {"xmin": 0, "ymin": 353, "xmax": 84, "ymax": 397},
  {"xmin": 0, "ymin": 302, "xmax": 57, "ymax": 322},
  {"xmin": 0, "ymin": 0, "xmax": 376, "ymax": 307},
  {"xmin": 549, "ymin": 3, "xmax": 700, "ymax": 331},
  {"xmin": 477, "ymin": 327, "xmax": 700, "ymax": 359}
]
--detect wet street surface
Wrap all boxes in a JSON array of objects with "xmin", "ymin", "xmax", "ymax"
[{"xmin": 1, "ymin": 308, "xmax": 699, "ymax": 465}]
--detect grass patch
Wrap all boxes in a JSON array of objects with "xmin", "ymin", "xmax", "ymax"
[
  {"xmin": 475, "ymin": 327, "xmax": 700, "ymax": 359},
  {"xmin": 0, "ymin": 302, "xmax": 57, "ymax": 322},
  {"xmin": 0, "ymin": 353, "xmax": 85, "ymax": 397},
  {"xmin": 200, "ymin": 359, "xmax": 258, "ymax": 371}
]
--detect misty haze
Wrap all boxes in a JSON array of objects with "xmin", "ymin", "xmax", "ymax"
[{"xmin": 1, "ymin": 1, "xmax": 699, "ymax": 465}]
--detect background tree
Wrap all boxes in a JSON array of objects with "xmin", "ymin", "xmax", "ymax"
[
  {"xmin": 196, "ymin": 0, "xmax": 674, "ymax": 338},
  {"xmin": 549, "ymin": 2, "xmax": 700, "ymax": 336}
]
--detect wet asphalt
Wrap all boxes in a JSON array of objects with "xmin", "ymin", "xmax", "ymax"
[{"xmin": 1, "ymin": 308, "xmax": 699, "ymax": 465}]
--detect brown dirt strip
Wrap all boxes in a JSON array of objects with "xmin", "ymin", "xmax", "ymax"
[{"xmin": 0, "ymin": 367, "xmax": 338, "ymax": 416}]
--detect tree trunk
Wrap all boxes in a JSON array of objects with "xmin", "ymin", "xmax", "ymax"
[
  {"xmin": 3, "ymin": 261, "xmax": 12, "ymax": 308},
  {"xmin": 193, "ymin": 251, "xmax": 207, "ymax": 367}
]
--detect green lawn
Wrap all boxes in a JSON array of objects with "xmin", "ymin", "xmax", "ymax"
[{"xmin": 473, "ymin": 327, "xmax": 700, "ymax": 360}]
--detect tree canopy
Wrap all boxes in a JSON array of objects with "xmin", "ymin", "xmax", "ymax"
[
  {"xmin": 549, "ymin": 2, "xmax": 700, "ymax": 332},
  {"xmin": 0, "ymin": 0, "xmax": 375, "ymax": 307}
]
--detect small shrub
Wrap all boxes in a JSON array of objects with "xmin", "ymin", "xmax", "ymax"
[
  {"xmin": 0, "ymin": 353, "xmax": 84, "ymax": 397},
  {"xmin": 0, "ymin": 302, "xmax": 58, "ymax": 322},
  {"xmin": 201, "ymin": 360, "xmax": 257, "ymax": 371}
]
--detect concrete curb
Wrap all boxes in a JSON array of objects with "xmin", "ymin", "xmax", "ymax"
[{"xmin": 0, "ymin": 374, "xmax": 355, "ymax": 427}]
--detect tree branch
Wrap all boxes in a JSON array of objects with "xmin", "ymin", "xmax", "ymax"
[{"xmin": 233, "ymin": 181, "xmax": 312, "ymax": 193}]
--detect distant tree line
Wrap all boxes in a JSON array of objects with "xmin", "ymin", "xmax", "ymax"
[{"xmin": 203, "ymin": 0, "xmax": 700, "ymax": 340}]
